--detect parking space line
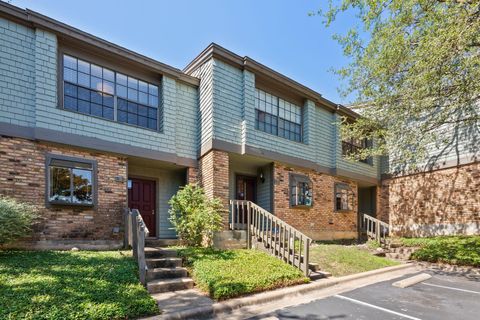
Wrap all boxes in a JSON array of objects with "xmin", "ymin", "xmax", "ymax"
[
  {"xmin": 334, "ymin": 295, "xmax": 422, "ymax": 320},
  {"xmin": 421, "ymin": 282, "xmax": 480, "ymax": 295}
]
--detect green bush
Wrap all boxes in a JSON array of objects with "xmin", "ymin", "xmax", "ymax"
[
  {"xmin": 403, "ymin": 236, "xmax": 480, "ymax": 266},
  {"xmin": 169, "ymin": 184, "xmax": 223, "ymax": 247},
  {"xmin": 0, "ymin": 197, "xmax": 37, "ymax": 245},
  {"xmin": 176, "ymin": 247, "xmax": 309, "ymax": 300}
]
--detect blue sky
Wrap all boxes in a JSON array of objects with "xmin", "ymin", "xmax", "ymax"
[{"xmin": 10, "ymin": 0, "xmax": 357, "ymax": 104}]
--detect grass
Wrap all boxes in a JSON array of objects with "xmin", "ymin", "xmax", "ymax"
[
  {"xmin": 175, "ymin": 247, "xmax": 309, "ymax": 300},
  {"xmin": 309, "ymin": 244, "xmax": 399, "ymax": 277},
  {"xmin": 398, "ymin": 236, "xmax": 480, "ymax": 267},
  {"xmin": 0, "ymin": 250, "xmax": 158, "ymax": 320}
]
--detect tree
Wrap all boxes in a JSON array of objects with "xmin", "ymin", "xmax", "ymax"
[{"xmin": 321, "ymin": 0, "xmax": 480, "ymax": 172}]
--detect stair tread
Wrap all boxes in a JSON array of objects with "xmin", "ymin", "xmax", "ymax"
[
  {"xmin": 147, "ymin": 277, "xmax": 194, "ymax": 286},
  {"xmin": 146, "ymin": 257, "xmax": 182, "ymax": 262},
  {"xmin": 148, "ymin": 267, "xmax": 188, "ymax": 272}
]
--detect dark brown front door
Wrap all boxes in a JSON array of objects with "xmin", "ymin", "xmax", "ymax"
[
  {"xmin": 236, "ymin": 175, "xmax": 256, "ymax": 201},
  {"xmin": 235, "ymin": 175, "xmax": 256, "ymax": 225},
  {"xmin": 128, "ymin": 178, "xmax": 156, "ymax": 237}
]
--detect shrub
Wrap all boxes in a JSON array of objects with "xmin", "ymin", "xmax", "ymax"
[
  {"xmin": 168, "ymin": 184, "xmax": 223, "ymax": 247},
  {"xmin": 0, "ymin": 197, "xmax": 37, "ymax": 245},
  {"xmin": 176, "ymin": 247, "xmax": 308, "ymax": 300},
  {"xmin": 406, "ymin": 236, "xmax": 480, "ymax": 267}
]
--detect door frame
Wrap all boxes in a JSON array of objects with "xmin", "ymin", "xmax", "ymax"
[
  {"xmin": 235, "ymin": 174, "xmax": 257, "ymax": 202},
  {"xmin": 128, "ymin": 176, "xmax": 157, "ymax": 237}
]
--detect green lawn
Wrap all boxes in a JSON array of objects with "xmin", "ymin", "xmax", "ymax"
[
  {"xmin": 176, "ymin": 247, "xmax": 309, "ymax": 300},
  {"xmin": 309, "ymin": 244, "xmax": 399, "ymax": 277},
  {"xmin": 0, "ymin": 250, "xmax": 158, "ymax": 320},
  {"xmin": 399, "ymin": 236, "xmax": 480, "ymax": 266}
]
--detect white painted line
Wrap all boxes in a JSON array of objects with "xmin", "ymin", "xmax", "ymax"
[
  {"xmin": 421, "ymin": 282, "xmax": 480, "ymax": 295},
  {"xmin": 392, "ymin": 273, "xmax": 432, "ymax": 288},
  {"xmin": 334, "ymin": 295, "xmax": 423, "ymax": 320}
]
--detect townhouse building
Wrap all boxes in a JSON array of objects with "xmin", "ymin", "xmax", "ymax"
[{"xmin": 0, "ymin": 3, "xmax": 477, "ymax": 249}]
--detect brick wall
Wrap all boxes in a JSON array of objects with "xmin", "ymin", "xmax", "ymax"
[
  {"xmin": 186, "ymin": 167, "xmax": 199, "ymax": 185},
  {"xmin": 273, "ymin": 162, "xmax": 358, "ymax": 240},
  {"xmin": 0, "ymin": 136, "xmax": 127, "ymax": 243},
  {"xmin": 198, "ymin": 150, "xmax": 229, "ymax": 226},
  {"xmin": 382, "ymin": 162, "xmax": 480, "ymax": 237}
]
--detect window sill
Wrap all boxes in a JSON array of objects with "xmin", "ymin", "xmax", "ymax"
[
  {"xmin": 290, "ymin": 204, "xmax": 313, "ymax": 209},
  {"xmin": 335, "ymin": 209, "xmax": 354, "ymax": 213},
  {"xmin": 48, "ymin": 201, "xmax": 95, "ymax": 208},
  {"xmin": 58, "ymin": 106, "xmax": 164, "ymax": 134},
  {"xmin": 255, "ymin": 128, "xmax": 305, "ymax": 145},
  {"xmin": 341, "ymin": 156, "xmax": 374, "ymax": 166}
]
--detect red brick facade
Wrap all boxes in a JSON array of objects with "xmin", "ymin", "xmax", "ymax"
[
  {"xmin": 0, "ymin": 136, "xmax": 127, "ymax": 245},
  {"xmin": 186, "ymin": 167, "xmax": 199, "ymax": 185},
  {"xmin": 198, "ymin": 150, "xmax": 230, "ymax": 226},
  {"xmin": 273, "ymin": 162, "xmax": 358, "ymax": 240},
  {"xmin": 381, "ymin": 162, "xmax": 480, "ymax": 237}
]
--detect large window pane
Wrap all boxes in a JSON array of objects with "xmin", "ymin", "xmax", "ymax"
[
  {"xmin": 64, "ymin": 55, "xmax": 77, "ymax": 70},
  {"xmin": 63, "ymin": 54, "xmax": 161, "ymax": 131},
  {"xmin": 48, "ymin": 159, "xmax": 94, "ymax": 206},
  {"xmin": 78, "ymin": 60, "xmax": 90, "ymax": 74},
  {"xmin": 49, "ymin": 167, "xmax": 71, "ymax": 202},
  {"xmin": 72, "ymin": 168, "xmax": 93, "ymax": 204},
  {"xmin": 64, "ymin": 68, "xmax": 77, "ymax": 83},
  {"xmin": 255, "ymin": 88, "xmax": 302, "ymax": 142},
  {"xmin": 78, "ymin": 72, "xmax": 90, "ymax": 87}
]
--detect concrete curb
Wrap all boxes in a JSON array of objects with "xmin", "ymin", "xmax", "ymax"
[{"xmin": 148, "ymin": 263, "xmax": 416, "ymax": 320}]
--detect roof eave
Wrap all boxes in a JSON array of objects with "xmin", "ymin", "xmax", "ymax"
[
  {"xmin": 0, "ymin": 2, "xmax": 199, "ymax": 86},
  {"xmin": 184, "ymin": 43, "xmax": 360, "ymax": 118}
]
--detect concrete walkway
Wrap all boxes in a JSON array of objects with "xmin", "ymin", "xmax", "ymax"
[
  {"xmin": 151, "ymin": 288, "xmax": 214, "ymax": 315},
  {"xmin": 142, "ymin": 263, "xmax": 417, "ymax": 320}
]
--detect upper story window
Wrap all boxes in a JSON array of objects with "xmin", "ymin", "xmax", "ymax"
[
  {"xmin": 255, "ymin": 89, "xmax": 302, "ymax": 142},
  {"xmin": 62, "ymin": 54, "xmax": 160, "ymax": 131},
  {"xmin": 342, "ymin": 138, "xmax": 373, "ymax": 165}
]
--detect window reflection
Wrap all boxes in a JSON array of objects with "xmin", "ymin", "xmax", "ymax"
[{"xmin": 48, "ymin": 159, "xmax": 94, "ymax": 205}]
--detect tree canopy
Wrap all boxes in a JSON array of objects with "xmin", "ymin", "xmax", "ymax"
[{"xmin": 322, "ymin": 0, "xmax": 480, "ymax": 171}]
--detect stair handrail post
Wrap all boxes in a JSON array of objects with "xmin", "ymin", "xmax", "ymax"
[
  {"xmin": 137, "ymin": 220, "xmax": 147, "ymax": 286},
  {"xmin": 246, "ymin": 201, "xmax": 252, "ymax": 249},
  {"xmin": 131, "ymin": 209, "xmax": 139, "ymax": 261},
  {"xmin": 303, "ymin": 238, "xmax": 310, "ymax": 276},
  {"xmin": 123, "ymin": 208, "xmax": 130, "ymax": 249}
]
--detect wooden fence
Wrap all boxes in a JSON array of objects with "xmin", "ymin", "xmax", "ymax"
[
  {"xmin": 230, "ymin": 200, "xmax": 312, "ymax": 276},
  {"xmin": 124, "ymin": 208, "xmax": 149, "ymax": 285}
]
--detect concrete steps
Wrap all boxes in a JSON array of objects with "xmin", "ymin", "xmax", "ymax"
[
  {"xmin": 147, "ymin": 277, "xmax": 194, "ymax": 294},
  {"xmin": 145, "ymin": 239, "xmax": 180, "ymax": 247},
  {"xmin": 144, "ymin": 247, "xmax": 194, "ymax": 294},
  {"xmin": 384, "ymin": 243, "xmax": 419, "ymax": 261},
  {"xmin": 145, "ymin": 247, "xmax": 178, "ymax": 258},
  {"xmin": 147, "ymin": 267, "xmax": 188, "ymax": 281},
  {"xmin": 146, "ymin": 257, "xmax": 182, "ymax": 269}
]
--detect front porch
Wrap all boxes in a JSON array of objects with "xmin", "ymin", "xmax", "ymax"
[{"xmin": 127, "ymin": 157, "xmax": 190, "ymax": 241}]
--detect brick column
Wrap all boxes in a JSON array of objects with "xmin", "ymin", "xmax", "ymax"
[
  {"xmin": 198, "ymin": 150, "xmax": 230, "ymax": 228},
  {"xmin": 185, "ymin": 167, "xmax": 199, "ymax": 185},
  {"xmin": 377, "ymin": 181, "xmax": 390, "ymax": 224}
]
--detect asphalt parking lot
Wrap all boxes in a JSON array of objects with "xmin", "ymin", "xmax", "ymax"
[{"xmin": 249, "ymin": 270, "xmax": 480, "ymax": 320}]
